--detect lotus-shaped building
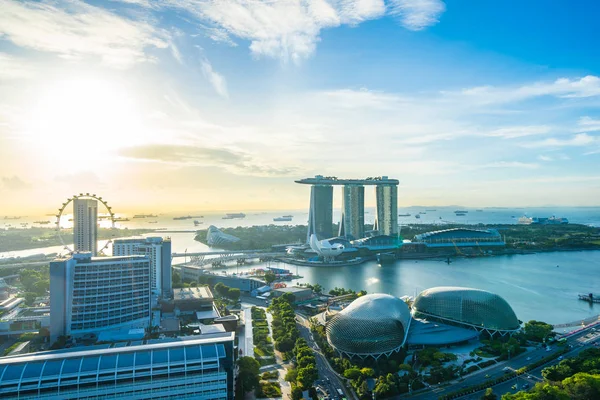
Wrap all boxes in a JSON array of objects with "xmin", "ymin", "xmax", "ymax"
[
  {"xmin": 412, "ymin": 287, "xmax": 520, "ymax": 334},
  {"xmin": 326, "ymin": 294, "xmax": 411, "ymax": 359}
]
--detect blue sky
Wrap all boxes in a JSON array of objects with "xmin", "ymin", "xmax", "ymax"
[{"xmin": 0, "ymin": 0, "xmax": 599, "ymax": 213}]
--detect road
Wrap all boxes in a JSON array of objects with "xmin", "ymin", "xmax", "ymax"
[
  {"xmin": 295, "ymin": 314, "xmax": 355, "ymax": 400},
  {"xmin": 406, "ymin": 325, "xmax": 600, "ymax": 399}
]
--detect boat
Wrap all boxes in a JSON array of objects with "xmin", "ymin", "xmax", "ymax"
[
  {"xmin": 415, "ymin": 214, "xmax": 421, "ymax": 219},
  {"xmin": 173, "ymin": 216, "xmax": 192, "ymax": 220},
  {"xmin": 398, "ymin": 213, "xmax": 411, "ymax": 217},
  {"xmin": 419, "ymin": 212, "xmax": 426, "ymax": 215},
  {"xmin": 454, "ymin": 210, "xmax": 468, "ymax": 214},
  {"xmin": 114, "ymin": 217, "xmax": 130, "ymax": 222},
  {"xmin": 531, "ymin": 216, "xmax": 569, "ymax": 225},
  {"xmin": 273, "ymin": 216, "xmax": 293, "ymax": 222},
  {"xmin": 223, "ymin": 213, "xmax": 245, "ymax": 219},
  {"xmin": 133, "ymin": 214, "xmax": 158, "ymax": 219},
  {"xmin": 34, "ymin": 220, "xmax": 51, "ymax": 224},
  {"xmin": 426, "ymin": 209, "xmax": 437, "ymax": 212},
  {"xmin": 282, "ymin": 215, "xmax": 293, "ymax": 218},
  {"xmin": 194, "ymin": 220, "xmax": 204, "ymax": 226},
  {"xmin": 518, "ymin": 216, "xmax": 533, "ymax": 225},
  {"xmin": 455, "ymin": 213, "xmax": 466, "ymax": 217},
  {"xmin": 476, "ymin": 209, "xmax": 483, "ymax": 212},
  {"xmin": 3, "ymin": 216, "xmax": 21, "ymax": 220},
  {"xmin": 148, "ymin": 221, "xmax": 158, "ymax": 224},
  {"xmin": 377, "ymin": 252, "xmax": 396, "ymax": 264}
]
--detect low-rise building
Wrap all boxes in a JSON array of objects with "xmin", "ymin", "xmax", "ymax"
[
  {"xmin": 0, "ymin": 332, "xmax": 236, "ymax": 399},
  {"xmin": 272, "ymin": 287, "xmax": 313, "ymax": 302}
]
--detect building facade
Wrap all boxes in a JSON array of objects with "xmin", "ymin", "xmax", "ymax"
[
  {"xmin": 73, "ymin": 198, "xmax": 98, "ymax": 255},
  {"xmin": 50, "ymin": 253, "xmax": 151, "ymax": 341},
  {"xmin": 0, "ymin": 333, "xmax": 235, "ymax": 400},
  {"xmin": 307, "ymin": 184, "xmax": 334, "ymax": 241},
  {"xmin": 339, "ymin": 185, "xmax": 364, "ymax": 240},
  {"xmin": 113, "ymin": 237, "xmax": 172, "ymax": 298},
  {"xmin": 374, "ymin": 184, "xmax": 398, "ymax": 236}
]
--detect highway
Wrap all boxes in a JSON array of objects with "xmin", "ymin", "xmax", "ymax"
[
  {"xmin": 295, "ymin": 314, "xmax": 356, "ymax": 400},
  {"xmin": 405, "ymin": 325, "xmax": 600, "ymax": 399}
]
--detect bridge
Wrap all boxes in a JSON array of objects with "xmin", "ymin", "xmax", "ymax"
[
  {"xmin": 181, "ymin": 252, "xmax": 282, "ymax": 268},
  {"xmin": 553, "ymin": 314, "xmax": 600, "ymax": 329},
  {"xmin": 172, "ymin": 250, "xmax": 271, "ymax": 258}
]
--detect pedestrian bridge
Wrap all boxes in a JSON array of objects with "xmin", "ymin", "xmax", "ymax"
[
  {"xmin": 553, "ymin": 314, "xmax": 600, "ymax": 329},
  {"xmin": 179, "ymin": 252, "xmax": 282, "ymax": 268}
]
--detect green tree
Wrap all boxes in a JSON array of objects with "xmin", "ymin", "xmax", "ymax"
[
  {"xmin": 172, "ymin": 271, "xmax": 181, "ymax": 285},
  {"xmin": 285, "ymin": 369, "xmax": 298, "ymax": 382},
  {"xmin": 297, "ymin": 365, "xmax": 318, "ymax": 390},
  {"xmin": 227, "ymin": 288, "xmax": 241, "ymax": 303},
  {"xmin": 562, "ymin": 372, "xmax": 600, "ymax": 400},
  {"xmin": 237, "ymin": 356, "xmax": 260, "ymax": 394},
  {"xmin": 282, "ymin": 292, "xmax": 296, "ymax": 304},
  {"xmin": 344, "ymin": 368, "xmax": 362, "ymax": 380},
  {"xmin": 264, "ymin": 272, "xmax": 277, "ymax": 285},
  {"xmin": 312, "ymin": 283, "xmax": 323, "ymax": 294},
  {"xmin": 481, "ymin": 387, "xmax": 497, "ymax": 400},
  {"xmin": 214, "ymin": 282, "xmax": 228, "ymax": 297},
  {"xmin": 542, "ymin": 363, "xmax": 573, "ymax": 382},
  {"xmin": 524, "ymin": 320, "xmax": 555, "ymax": 342},
  {"xmin": 360, "ymin": 367, "xmax": 375, "ymax": 378}
]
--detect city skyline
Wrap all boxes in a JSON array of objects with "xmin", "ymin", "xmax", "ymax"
[{"xmin": 2, "ymin": 1, "xmax": 600, "ymax": 213}]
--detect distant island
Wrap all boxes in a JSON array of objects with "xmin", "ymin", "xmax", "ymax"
[
  {"xmin": 194, "ymin": 223, "xmax": 600, "ymax": 253},
  {"xmin": 0, "ymin": 227, "xmax": 156, "ymax": 252}
]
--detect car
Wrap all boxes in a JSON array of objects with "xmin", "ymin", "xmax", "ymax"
[
  {"xmin": 558, "ymin": 356, "xmax": 563, "ymax": 360},
  {"xmin": 511, "ymin": 384, "xmax": 517, "ymax": 390},
  {"xmin": 485, "ymin": 374, "xmax": 490, "ymax": 378},
  {"xmin": 526, "ymin": 357, "xmax": 531, "ymax": 361},
  {"xmin": 503, "ymin": 367, "xmax": 511, "ymax": 371},
  {"xmin": 546, "ymin": 347, "xmax": 551, "ymax": 351}
]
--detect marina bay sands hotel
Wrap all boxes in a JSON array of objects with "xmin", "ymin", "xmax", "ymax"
[{"xmin": 295, "ymin": 175, "xmax": 399, "ymax": 242}]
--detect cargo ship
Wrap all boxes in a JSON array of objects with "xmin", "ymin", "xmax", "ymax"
[{"xmin": 273, "ymin": 216, "xmax": 293, "ymax": 222}]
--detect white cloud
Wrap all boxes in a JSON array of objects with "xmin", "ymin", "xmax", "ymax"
[
  {"xmin": 452, "ymin": 75, "xmax": 600, "ymax": 105},
  {"xmin": 576, "ymin": 116, "xmax": 600, "ymax": 132},
  {"xmin": 317, "ymin": 88, "xmax": 406, "ymax": 109},
  {"xmin": 486, "ymin": 125, "xmax": 551, "ymax": 139},
  {"xmin": 481, "ymin": 161, "xmax": 539, "ymax": 169},
  {"xmin": 154, "ymin": 0, "xmax": 441, "ymax": 62},
  {"xmin": 388, "ymin": 0, "xmax": 446, "ymax": 31},
  {"xmin": 538, "ymin": 155, "xmax": 553, "ymax": 162},
  {"xmin": 0, "ymin": 52, "xmax": 35, "ymax": 79},
  {"xmin": 524, "ymin": 133, "xmax": 598, "ymax": 148},
  {"xmin": 0, "ymin": 0, "xmax": 169, "ymax": 69},
  {"xmin": 201, "ymin": 59, "xmax": 228, "ymax": 98}
]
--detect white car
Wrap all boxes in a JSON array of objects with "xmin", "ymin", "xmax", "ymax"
[{"xmin": 526, "ymin": 357, "xmax": 531, "ymax": 361}]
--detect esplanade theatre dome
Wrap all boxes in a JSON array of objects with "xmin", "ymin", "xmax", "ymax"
[
  {"xmin": 326, "ymin": 294, "xmax": 411, "ymax": 359},
  {"xmin": 412, "ymin": 287, "xmax": 520, "ymax": 333}
]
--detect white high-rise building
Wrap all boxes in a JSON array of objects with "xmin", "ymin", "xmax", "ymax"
[
  {"xmin": 73, "ymin": 198, "xmax": 98, "ymax": 255},
  {"xmin": 50, "ymin": 253, "xmax": 151, "ymax": 341},
  {"xmin": 113, "ymin": 237, "xmax": 172, "ymax": 298}
]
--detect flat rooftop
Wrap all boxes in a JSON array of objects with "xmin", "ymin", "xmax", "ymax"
[
  {"xmin": 173, "ymin": 286, "xmax": 213, "ymax": 301},
  {"xmin": 295, "ymin": 175, "xmax": 399, "ymax": 185},
  {"xmin": 274, "ymin": 286, "xmax": 312, "ymax": 294}
]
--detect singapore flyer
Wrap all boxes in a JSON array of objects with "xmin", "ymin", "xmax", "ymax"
[{"xmin": 55, "ymin": 193, "xmax": 116, "ymax": 255}]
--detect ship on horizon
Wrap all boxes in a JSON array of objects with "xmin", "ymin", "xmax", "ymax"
[
  {"xmin": 273, "ymin": 216, "xmax": 293, "ymax": 222},
  {"xmin": 223, "ymin": 213, "xmax": 246, "ymax": 219}
]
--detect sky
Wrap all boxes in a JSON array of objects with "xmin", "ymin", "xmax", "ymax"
[{"xmin": 1, "ymin": 0, "xmax": 600, "ymax": 214}]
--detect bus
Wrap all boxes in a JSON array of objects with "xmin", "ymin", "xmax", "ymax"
[{"xmin": 557, "ymin": 338, "xmax": 567, "ymax": 345}]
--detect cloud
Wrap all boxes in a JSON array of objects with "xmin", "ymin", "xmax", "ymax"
[
  {"xmin": 524, "ymin": 133, "xmax": 598, "ymax": 148},
  {"xmin": 54, "ymin": 171, "xmax": 103, "ymax": 187},
  {"xmin": 0, "ymin": 0, "xmax": 169, "ymax": 69},
  {"xmin": 481, "ymin": 161, "xmax": 539, "ymax": 169},
  {"xmin": 201, "ymin": 59, "xmax": 228, "ymax": 98},
  {"xmin": 486, "ymin": 125, "xmax": 551, "ymax": 139},
  {"xmin": 537, "ymin": 155, "xmax": 553, "ymax": 162},
  {"xmin": 0, "ymin": 53, "xmax": 36, "ymax": 79},
  {"xmin": 119, "ymin": 144, "xmax": 298, "ymax": 177},
  {"xmin": 388, "ymin": 0, "xmax": 446, "ymax": 31},
  {"xmin": 149, "ymin": 0, "xmax": 440, "ymax": 62},
  {"xmin": 451, "ymin": 75, "xmax": 600, "ymax": 105},
  {"xmin": 317, "ymin": 88, "xmax": 405, "ymax": 109},
  {"xmin": 1, "ymin": 175, "xmax": 29, "ymax": 190},
  {"xmin": 576, "ymin": 116, "xmax": 600, "ymax": 132}
]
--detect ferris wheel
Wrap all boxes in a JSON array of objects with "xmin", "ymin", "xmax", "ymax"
[{"xmin": 55, "ymin": 193, "xmax": 116, "ymax": 255}]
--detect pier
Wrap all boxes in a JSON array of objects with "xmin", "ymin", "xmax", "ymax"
[{"xmin": 579, "ymin": 293, "xmax": 600, "ymax": 303}]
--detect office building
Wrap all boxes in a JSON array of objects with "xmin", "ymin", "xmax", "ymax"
[
  {"xmin": 375, "ymin": 183, "xmax": 398, "ymax": 236},
  {"xmin": 50, "ymin": 253, "xmax": 151, "ymax": 342},
  {"xmin": 73, "ymin": 198, "xmax": 98, "ymax": 255},
  {"xmin": 0, "ymin": 333, "xmax": 235, "ymax": 399},
  {"xmin": 339, "ymin": 184, "xmax": 364, "ymax": 239},
  {"xmin": 113, "ymin": 237, "xmax": 172, "ymax": 298},
  {"xmin": 307, "ymin": 183, "xmax": 334, "ymax": 241}
]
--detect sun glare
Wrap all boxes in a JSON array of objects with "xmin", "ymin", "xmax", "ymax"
[{"xmin": 23, "ymin": 77, "xmax": 145, "ymax": 160}]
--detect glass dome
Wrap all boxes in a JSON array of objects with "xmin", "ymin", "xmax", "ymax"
[
  {"xmin": 412, "ymin": 287, "xmax": 520, "ymax": 332},
  {"xmin": 326, "ymin": 294, "xmax": 411, "ymax": 357}
]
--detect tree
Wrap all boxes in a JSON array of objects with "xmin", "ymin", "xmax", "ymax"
[
  {"xmin": 481, "ymin": 388, "xmax": 497, "ymax": 400},
  {"xmin": 297, "ymin": 364, "xmax": 318, "ymax": 390},
  {"xmin": 264, "ymin": 272, "xmax": 277, "ymax": 285},
  {"xmin": 282, "ymin": 292, "xmax": 296, "ymax": 304},
  {"xmin": 227, "ymin": 288, "xmax": 241, "ymax": 303},
  {"xmin": 524, "ymin": 320, "xmax": 555, "ymax": 342},
  {"xmin": 360, "ymin": 367, "xmax": 375, "ymax": 378},
  {"xmin": 344, "ymin": 368, "xmax": 362, "ymax": 380},
  {"xmin": 285, "ymin": 369, "xmax": 298, "ymax": 382},
  {"xmin": 237, "ymin": 357, "xmax": 260, "ymax": 394},
  {"xmin": 562, "ymin": 372, "xmax": 600, "ymax": 400},
  {"xmin": 312, "ymin": 284, "xmax": 323, "ymax": 294},
  {"xmin": 172, "ymin": 271, "xmax": 181, "ymax": 285},
  {"xmin": 542, "ymin": 363, "xmax": 573, "ymax": 382},
  {"xmin": 214, "ymin": 282, "xmax": 228, "ymax": 297}
]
